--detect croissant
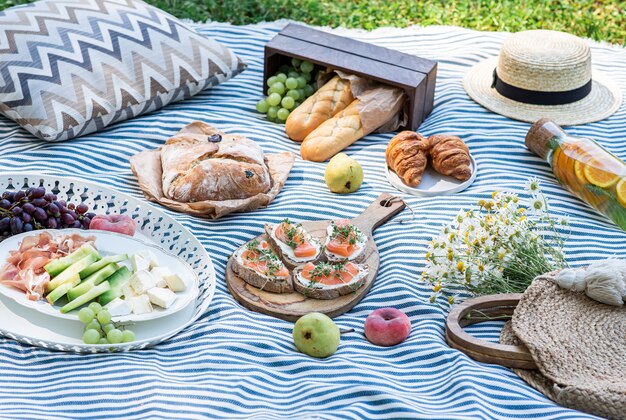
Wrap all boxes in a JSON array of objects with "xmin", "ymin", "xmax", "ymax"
[
  {"xmin": 386, "ymin": 131, "xmax": 431, "ymax": 187},
  {"xmin": 428, "ymin": 134, "xmax": 472, "ymax": 181}
]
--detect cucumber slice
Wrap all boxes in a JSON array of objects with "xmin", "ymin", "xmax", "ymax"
[
  {"xmin": 60, "ymin": 281, "xmax": 111, "ymax": 314},
  {"xmin": 67, "ymin": 263, "xmax": 119, "ymax": 301},
  {"xmin": 46, "ymin": 274, "xmax": 80, "ymax": 304},
  {"xmin": 46, "ymin": 253, "xmax": 99, "ymax": 293},
  {"xmin": 44, "ymin": 244, "xmax": 98, "ymax": 277},
  {"xmin": 98, "ymin": 266, "xmax": 132, "ymax": 306},
  {"xmin": 79, "ymin": 254, "xmax": 128, "ymax": 279}
]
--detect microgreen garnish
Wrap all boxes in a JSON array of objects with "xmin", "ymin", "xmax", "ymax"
[
  {"xmin": 243, "ymin": 240, "xmax": 285, "ymax": 279},
  {"xmin": 280, "ymin": 219, "xmax": 306, "ymax": 249},
  {"xmin": 331, "ymin": 222, "xmax": 362, "ymax": 246},
  {"xmin": 246, "ymin": 239, "xmax": 260, "ymax": 250},
  {"xmin": 310, "ymin": 262, "xmax": 346, "ymax": 280}
]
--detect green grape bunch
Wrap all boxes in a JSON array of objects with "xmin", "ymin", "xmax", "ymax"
[
  {"xmin": 256, "ymin": 58, "xmax": 319, "ymax": 123},
  {"xmin": 78, "ymin": 304, "xmax": 135, "ymax": 345}
]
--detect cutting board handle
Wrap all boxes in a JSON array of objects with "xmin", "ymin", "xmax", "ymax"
[{"xmin": 352, "ymin": 193, "xmax": 406, "ymax": 234}]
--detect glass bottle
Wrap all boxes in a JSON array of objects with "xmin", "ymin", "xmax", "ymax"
[{"xmin": 525, "ymin": 118, "xmax": 626, "ymax": 230}]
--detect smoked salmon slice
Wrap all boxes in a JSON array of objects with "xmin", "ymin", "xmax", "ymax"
[
  {"xmin": 325, "ymin": 220, "xmax": 364, "ymax": 258},
  {"xmin": 301, "ymin": 262, "xmax": 360, "ymax": 285},
  {"xmin": 241, "ymin": 240, "xmax": 289, "ymax": 278},
  {"xmin": 275, "ymin": 220, "xmax": 318, "ymax": 258}
]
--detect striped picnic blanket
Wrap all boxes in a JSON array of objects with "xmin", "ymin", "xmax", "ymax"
[{"xmin": 0, "ymin": 22, "xmax": 625, "ymax": 419}]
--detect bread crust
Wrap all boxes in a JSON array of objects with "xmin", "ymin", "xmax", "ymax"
[
  {"xmin": 285, "ymin": 76, "xmax": 354, "ymax": 142},
  {"xmin": 160, "ymin": 121, "xmax": 271, "ymax": 202},
  {"xmin": 292, "ymin": 264, "xmax": 368, "ymax": 300}
]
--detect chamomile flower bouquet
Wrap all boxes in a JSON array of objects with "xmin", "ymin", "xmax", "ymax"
[{"xmin": 423, "ymin": 179, "xmax": 568, "ymax": 305}]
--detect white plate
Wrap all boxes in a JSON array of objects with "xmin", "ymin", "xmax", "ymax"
[
  {"xmin": 0, "ymin": 173, "xmax": 215, "ymax": 352},
  {"xmin": 385, "ymin": 155, "xmax": 477, "ymax": 196},
  {"xmin": 0, "ymin": 229, "xmax": 199, "ymax": 322}
]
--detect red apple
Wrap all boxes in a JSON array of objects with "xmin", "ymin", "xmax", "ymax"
[
  {"xmin": 90, "ymin": 214, "xmax": 137, "ymax": 236},
  {"xmin": 364, "ymin": 308, "xmax": 411, "ymax": 346}
]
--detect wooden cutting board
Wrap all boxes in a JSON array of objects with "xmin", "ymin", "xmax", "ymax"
[{"xmin": 225, "ymin": 193, "xmax": 406, "ymax": 322}]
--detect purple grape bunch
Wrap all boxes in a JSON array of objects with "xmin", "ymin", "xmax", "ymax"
[{"xmin": 0, "ymin": 187, "xmax": 97, "ymax": 236}]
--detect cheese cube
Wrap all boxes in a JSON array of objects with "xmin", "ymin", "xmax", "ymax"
[
  {"xmin": 147, "ymin": 287, "xmax": 177, "ymax": 309},
  {"xmin": 135, "ymin": 250, "xmax": 159, "ymax": 269},
  {"xmin": 129, "ymin": 295, "xmax": 153, "ymax": 314},
  {"xmin": 150, "ymin": 267, "xmax": 173, "ymax": 288},
  {"xmin": 122, "ymin": 282, "xmax": 138, "ymax": 299},
  {"xmin": 164, "ymin": 272, "xmax": 187, "ymax": 292},
  {"xmin": 129, "ymin": 270, "xmax": 156, "ymax": 294},
  {"xmin": 131, "ymin": 253, "xmax": 150, "ymax": 272},
  {"xmin": 104, "ymin": 297, "xmax": 133, "ymax": 317}
]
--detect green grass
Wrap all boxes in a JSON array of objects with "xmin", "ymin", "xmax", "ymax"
[{"xmin": 0, "ymin": 0, "xmax": 624, "ymax": 45}]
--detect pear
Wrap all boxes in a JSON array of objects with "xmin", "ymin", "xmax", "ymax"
[
  {"xmin": 293, "ymin": 312, "xmax": 340, "ymax": 358},
  {"xmin": 324, "ymin": 153, "xmax": 363, "ymax": 194}
]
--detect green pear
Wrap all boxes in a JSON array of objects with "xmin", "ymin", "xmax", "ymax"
[
  {"xmin": 324, "ymin": 153, "xmax": 363, "ymax": 194},
  {"xmin": 293, "ymin": 312, "xmax": 340, "ymax": 358}
]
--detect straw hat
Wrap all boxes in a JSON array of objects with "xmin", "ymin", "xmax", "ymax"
[{"xmin": 464, "ymin": 30, "xmax": 622, "ymax": 125}]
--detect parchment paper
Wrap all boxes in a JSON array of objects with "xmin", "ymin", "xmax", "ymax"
[
  {"xmin": 334, "ymin": 70, "xmax": 408, "ymax": 134},
  {"xmin": 129, "ymin": 132, "xmax": 294, "ymax": 219}
]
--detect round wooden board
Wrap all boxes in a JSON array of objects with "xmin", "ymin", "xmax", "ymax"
[{"xmin": 226, "ymin": 193, "xmax": 405, "ymax": 322}]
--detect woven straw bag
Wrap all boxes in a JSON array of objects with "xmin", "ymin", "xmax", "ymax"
[{"xmin": 500, "ymin": 274, "xmax": 626, "ymax": 419}]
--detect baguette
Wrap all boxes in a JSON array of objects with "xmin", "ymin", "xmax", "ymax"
[
  {"xmin": 300, "ymin": 100, "xmax": 363, "ymax": 162},
  {"xmin": 285, "ymin": 76, "xmax": 354, "ymax": 142}
]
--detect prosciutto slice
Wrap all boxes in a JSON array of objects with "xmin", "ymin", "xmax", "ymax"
[{"xmin": 0, "ymin": 232, "xmax": 96, "ymax": 300}]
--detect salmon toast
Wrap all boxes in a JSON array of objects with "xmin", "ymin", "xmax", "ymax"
[
  {"xmin": 265, "ymin": 219, "xmax": 322, "ymax": 269},
  {"xmin": 324, "ymin": 219, "xmax": 368, "ymax": 263},
  {"xmin": 231, "ymin": 238, "xmax": 293, "ymax": 293},
  {"xmin": 293, "ymin": 261, "xmax": 368, "ymax": 299}
]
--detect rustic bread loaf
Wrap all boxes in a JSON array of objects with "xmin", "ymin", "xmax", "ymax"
[{"xmin": 160, "ymin": 121, "xmax": 271, "ymax": 202}]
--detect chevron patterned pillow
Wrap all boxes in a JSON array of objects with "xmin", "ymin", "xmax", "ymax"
[{"xmin": 0, "ymin": 0, "xmax": 246, "ymax": 141}]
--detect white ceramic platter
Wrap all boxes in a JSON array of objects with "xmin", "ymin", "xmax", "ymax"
[
  {"xmin": 0, "ymin": 229, "xmax": 199, "ymax": 323},
  {"xmin": 385, "ymin": 155, "xmax": 478, "ymax": 197},
  {"xmin": 0, "ymin": 173, "xmax": 215, "ymax": 353}
]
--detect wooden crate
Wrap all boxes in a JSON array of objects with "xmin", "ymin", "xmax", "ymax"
[{"xmin": 264, "ymin": 23, "xmax": 437, "ymax": 131}]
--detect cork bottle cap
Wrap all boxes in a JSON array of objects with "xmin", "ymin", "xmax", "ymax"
[{"xmin": 525, "ymin": 118, "xmax": 566, "ymax": 160}]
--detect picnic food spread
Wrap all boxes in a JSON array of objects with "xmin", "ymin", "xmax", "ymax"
[{"xmin": 0, "ymin": 8, "xmax": 625, "ymax": 419}]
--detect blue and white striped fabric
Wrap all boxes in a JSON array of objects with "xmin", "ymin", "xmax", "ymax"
[{"xmin": 0, "ymin": 22, "xmax": 625, "ymax": 419}]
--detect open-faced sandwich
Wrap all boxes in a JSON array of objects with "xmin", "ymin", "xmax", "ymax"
[
  {"xmin": 293, "ymin": 261, "xmax": 369, "ymax": 300},
  {"xmin": 265, "ymin": 219, "xmax": 322, "ymax": 269},
  {"xmin": 231, "ymin": 238, "xmax": 292, "ymax": 293},
  {"xmin": 324, "ymin": 219, "xmax": 368, "ymax": 263}
]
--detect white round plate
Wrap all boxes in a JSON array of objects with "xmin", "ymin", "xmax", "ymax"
[
  {"xmin": 0, "ymin": 229, "xmax": 199, "ymax": 322},
  {"xmin": 0, "ymin": 172, "xmax": 215, "ymax": 352},
  {"xmin": 385, "ymin": 155, "xmax": 477, "ymax": 197}
]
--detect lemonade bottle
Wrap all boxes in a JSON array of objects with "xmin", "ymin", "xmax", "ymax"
[{"xmin": 525, "ymin": 118, "xmax": 626, "ymax": 230}]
